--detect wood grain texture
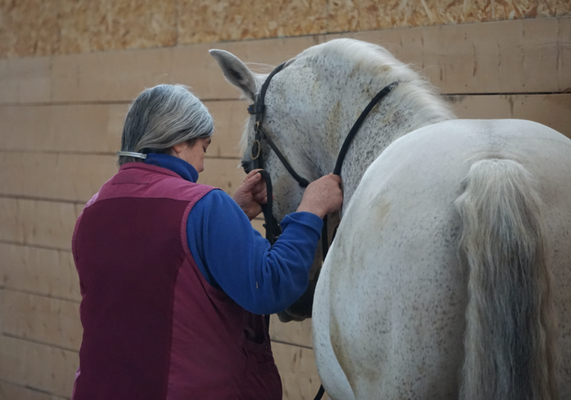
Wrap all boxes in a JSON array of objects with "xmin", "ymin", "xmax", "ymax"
[
  {"xmin": 0, "ymin": 243, "xmax": 80, "ymax": 302},
  {"xmin": 0, "ymin": 335, "xmax": 77, "ymax": 398},
  {"xmin": 0, "ymin": 198, "xmax": 80, "ymax": 251},
  {"xmin": 272, "ymin": 341, "xmax": 325, "ymax": 400},
  {"xmin": 0, "ymin": 380, "xmax": 67, "ymax": 400},
  {"xmin": 0, "ymin": 290, "xmax": 81, "ymax": 351}
]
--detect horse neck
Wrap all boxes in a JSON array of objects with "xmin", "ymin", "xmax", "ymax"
[{"xmin": 321, "ymin": 82, "xmax": 455, "ymax": 210}]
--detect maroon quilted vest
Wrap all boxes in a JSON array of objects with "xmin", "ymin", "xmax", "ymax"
[{"xmin": 72, "ymin": 163, "xmax": 282, "ymax": 400}]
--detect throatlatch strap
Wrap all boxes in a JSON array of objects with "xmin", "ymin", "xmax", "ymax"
[{"xmin": 333, "ymin": 81, "xmax": 399, "ymax": 176}]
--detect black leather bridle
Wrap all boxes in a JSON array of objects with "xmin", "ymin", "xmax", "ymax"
[
  {"xmin": 244, "ymin": 60, "xmax": 398, "ymax": 245},
  {"xmin": 243, "ymin": 61, "xmax": 399, "ymax": 400}
]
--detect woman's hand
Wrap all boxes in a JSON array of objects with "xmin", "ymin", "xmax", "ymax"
[
  {"xmin": 296, "ymin": 174, "xmax": 343, "ymax": 219},
  {"xmin": 232, "ymin": 169, "xmax": 268, "ymax": 220}
]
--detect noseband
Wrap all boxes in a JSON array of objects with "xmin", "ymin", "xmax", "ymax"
[{"xmin": 245, "ymin": 60, "xmax": 399, "ymax": 247}]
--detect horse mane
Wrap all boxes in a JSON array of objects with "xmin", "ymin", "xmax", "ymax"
[
  {"xmin": 298, "ymin": 38, "xmax": 455, "ymax": 125},
  {"xmin": 238, "ymin": 38, "xmax": 455, "ymax": 156}
]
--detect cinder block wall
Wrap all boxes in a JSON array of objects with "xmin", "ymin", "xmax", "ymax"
[{"xmin": 0, "ymin": 1, "xmax": 570, "ymax": 399}]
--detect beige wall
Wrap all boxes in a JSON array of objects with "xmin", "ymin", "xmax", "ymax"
[{"xmin": 0, "ymin": 1, "xmax": 569, "ymax": 399}]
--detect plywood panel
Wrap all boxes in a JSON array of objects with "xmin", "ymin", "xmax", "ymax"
[
  {"xmin": 0, "ymin": 93, "xmax": 567, "ymax": 161},
  {"xmin": 0, "ymin": 101, "xmax": 244, "ymax": 157},
  {"xmin": 321, "ymin": 17, "xmax": 571, "ymax": 95},
  {"xmin": 50, "ymin": 36, "xmax": 320, "ymax": 103},
  {"xmin": 0, "ymin": 243, "xmax": 80, "ymax": 302},
  {"xmin": 270, "ymin": 317, "xmax": 313, "ymax": 348},
  {"xmin": 51, "ymin": 47, "xmax": 178, "ymax": 103},
  {"xmin": 0, "ymin": 57, "xmax": 51, "ymax": 104},
  {"xmin": 0, "ymin": 290, "xmax": 81, "ymax": 351},
  {"xmin": 0, "ymin": 381, "xmax": 66, "ymax": 400},
  {"xmin": 0, "ymin": 104, "xmax": 127, "ymax": 153},
  {"xmin": 0, "ymin": 335, "xmax": 77, "ymax": 398},
  {"xmin": 446, "ymin": 93, "xmax": 571, "ymax": 138},
  {"xmin": 206, "ymin": 100, "xmax": 250, "ymax": 158},
  {"xmin": 251, "ymin": 218, "xmax": 265, "ymax": 235},
  {"xmin": 0, "ymin": 198, "xmax": 79, "ymax": 251},
  {"xmin": 0, "ymin": 153, "xmax": 117, "ymax": 203},
  {"xmin": 272, "ymin": 342, "xmax": 325, "ymax": 400},
  {"xmin": 0, "ymin": 153, "xmax": 250, "ymax": 202},
  {"xmin": 200, "ymin": 157, "xmax": 245, "ymax": 195}
]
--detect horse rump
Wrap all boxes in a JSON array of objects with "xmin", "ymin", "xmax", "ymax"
[{"xmin": 455, "ymin": 158, "xmax": 557, "ymax": 400}]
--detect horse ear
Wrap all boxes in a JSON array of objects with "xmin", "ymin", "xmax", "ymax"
[{"xmin": 209, "ymin": 49, "xmax": 258, "ymax": 101}]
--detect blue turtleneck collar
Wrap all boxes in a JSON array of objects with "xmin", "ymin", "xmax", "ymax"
[{"xmin": 144, "ymin": 153, "xmax": 199, "ymax": 183}]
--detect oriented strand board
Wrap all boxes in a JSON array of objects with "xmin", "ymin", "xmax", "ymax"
[
  {"xmin": 178, "ymin": 0, "xmax": 328, "ymax": 44},
  {"xmin": 1, "ymin": 0, "xmax": 569, "ymax": 58}
]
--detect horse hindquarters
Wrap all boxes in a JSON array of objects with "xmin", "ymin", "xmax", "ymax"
[{"xmin": 455, "ymin": 159, "xmax": 557, "ymax": 400}]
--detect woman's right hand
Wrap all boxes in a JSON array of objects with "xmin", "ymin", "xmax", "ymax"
[{"xmin": 296, "ymin": 174, "xmax": 343, "ymax": 218}]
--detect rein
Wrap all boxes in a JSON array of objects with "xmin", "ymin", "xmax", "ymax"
[{"xmin": 246, "ymin": 62, "xmax": 398, "ymax": 399}]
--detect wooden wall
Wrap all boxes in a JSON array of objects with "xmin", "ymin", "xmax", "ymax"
[{"xmin": 0, "ymin": 6, "xmax": 569, "ymax": 400}]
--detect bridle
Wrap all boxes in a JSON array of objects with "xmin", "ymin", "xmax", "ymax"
[
  {"xmin": 244, "ymin": 60, "xmax": 399, "ymax": 246},
  {"xmin": 243, "ymin": 60, "xmax": 399, "ymax": 400}
]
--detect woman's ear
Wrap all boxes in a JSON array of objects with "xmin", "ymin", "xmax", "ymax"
[
  {"xmin": 209, "ymin": 49, "xmax": 259, "ymax": 101},
  {"xmin": 171, "ymin": 142, "xmax": 187, "ymax": 157}
]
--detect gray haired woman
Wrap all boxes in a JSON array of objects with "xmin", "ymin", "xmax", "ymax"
[{"xmin": 71, "ymin": 84, "xmax": 342, "ymax": 400}]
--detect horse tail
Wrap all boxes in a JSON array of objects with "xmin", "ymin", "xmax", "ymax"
[{"xmin": 455, "ymin": 158, "xmax": 557, "ymax": 400}]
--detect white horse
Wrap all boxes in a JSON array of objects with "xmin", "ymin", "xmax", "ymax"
[{"xmin": 210, "ymin": 39, "xmax": 571, "ymax": 400}]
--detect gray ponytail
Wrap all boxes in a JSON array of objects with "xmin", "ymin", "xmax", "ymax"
[{"xmin": 119, "ymin": 84, "xmax": 213, "ymax": 165}]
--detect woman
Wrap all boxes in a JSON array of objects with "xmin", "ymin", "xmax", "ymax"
[{"xmin": 71, "ymin": 84, "xmax": 343, "ymax": 399}]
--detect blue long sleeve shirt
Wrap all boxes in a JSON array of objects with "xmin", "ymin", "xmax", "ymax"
[{"xmin": 144, "ymin": 153, "xmax": 323, "ymax": 315}]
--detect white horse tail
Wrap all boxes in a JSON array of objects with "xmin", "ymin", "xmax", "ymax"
[{"xmin": 455, "ymin": 158, "xmax": 557, "ymax": 400}]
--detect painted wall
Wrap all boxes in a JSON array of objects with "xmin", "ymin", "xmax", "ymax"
[{"xmin": 0, "ymin": 1, "xmax": 570, "ymax": 399}]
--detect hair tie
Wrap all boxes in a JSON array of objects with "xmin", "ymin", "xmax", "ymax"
[{"xmin": 116, "ymin": 151, "xmax": 147, "ymax": 159}]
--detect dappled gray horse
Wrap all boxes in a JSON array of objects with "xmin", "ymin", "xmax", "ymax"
[{"xmin": 211, "ymin": 39, "xmax": 571, "ymax": 400}]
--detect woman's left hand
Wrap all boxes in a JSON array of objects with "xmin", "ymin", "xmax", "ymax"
[{"xmin": 232, "ymin": 169, "xmax": 268, "ymax": 220}]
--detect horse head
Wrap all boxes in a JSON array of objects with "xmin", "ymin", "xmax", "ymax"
[
  {"xmin": 209, "ymin": 39, "xmax": 452, "ymax": 322},
  {"xmin": 210, "ymin": 47, "xmax": 331, "ymax": 322}
]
